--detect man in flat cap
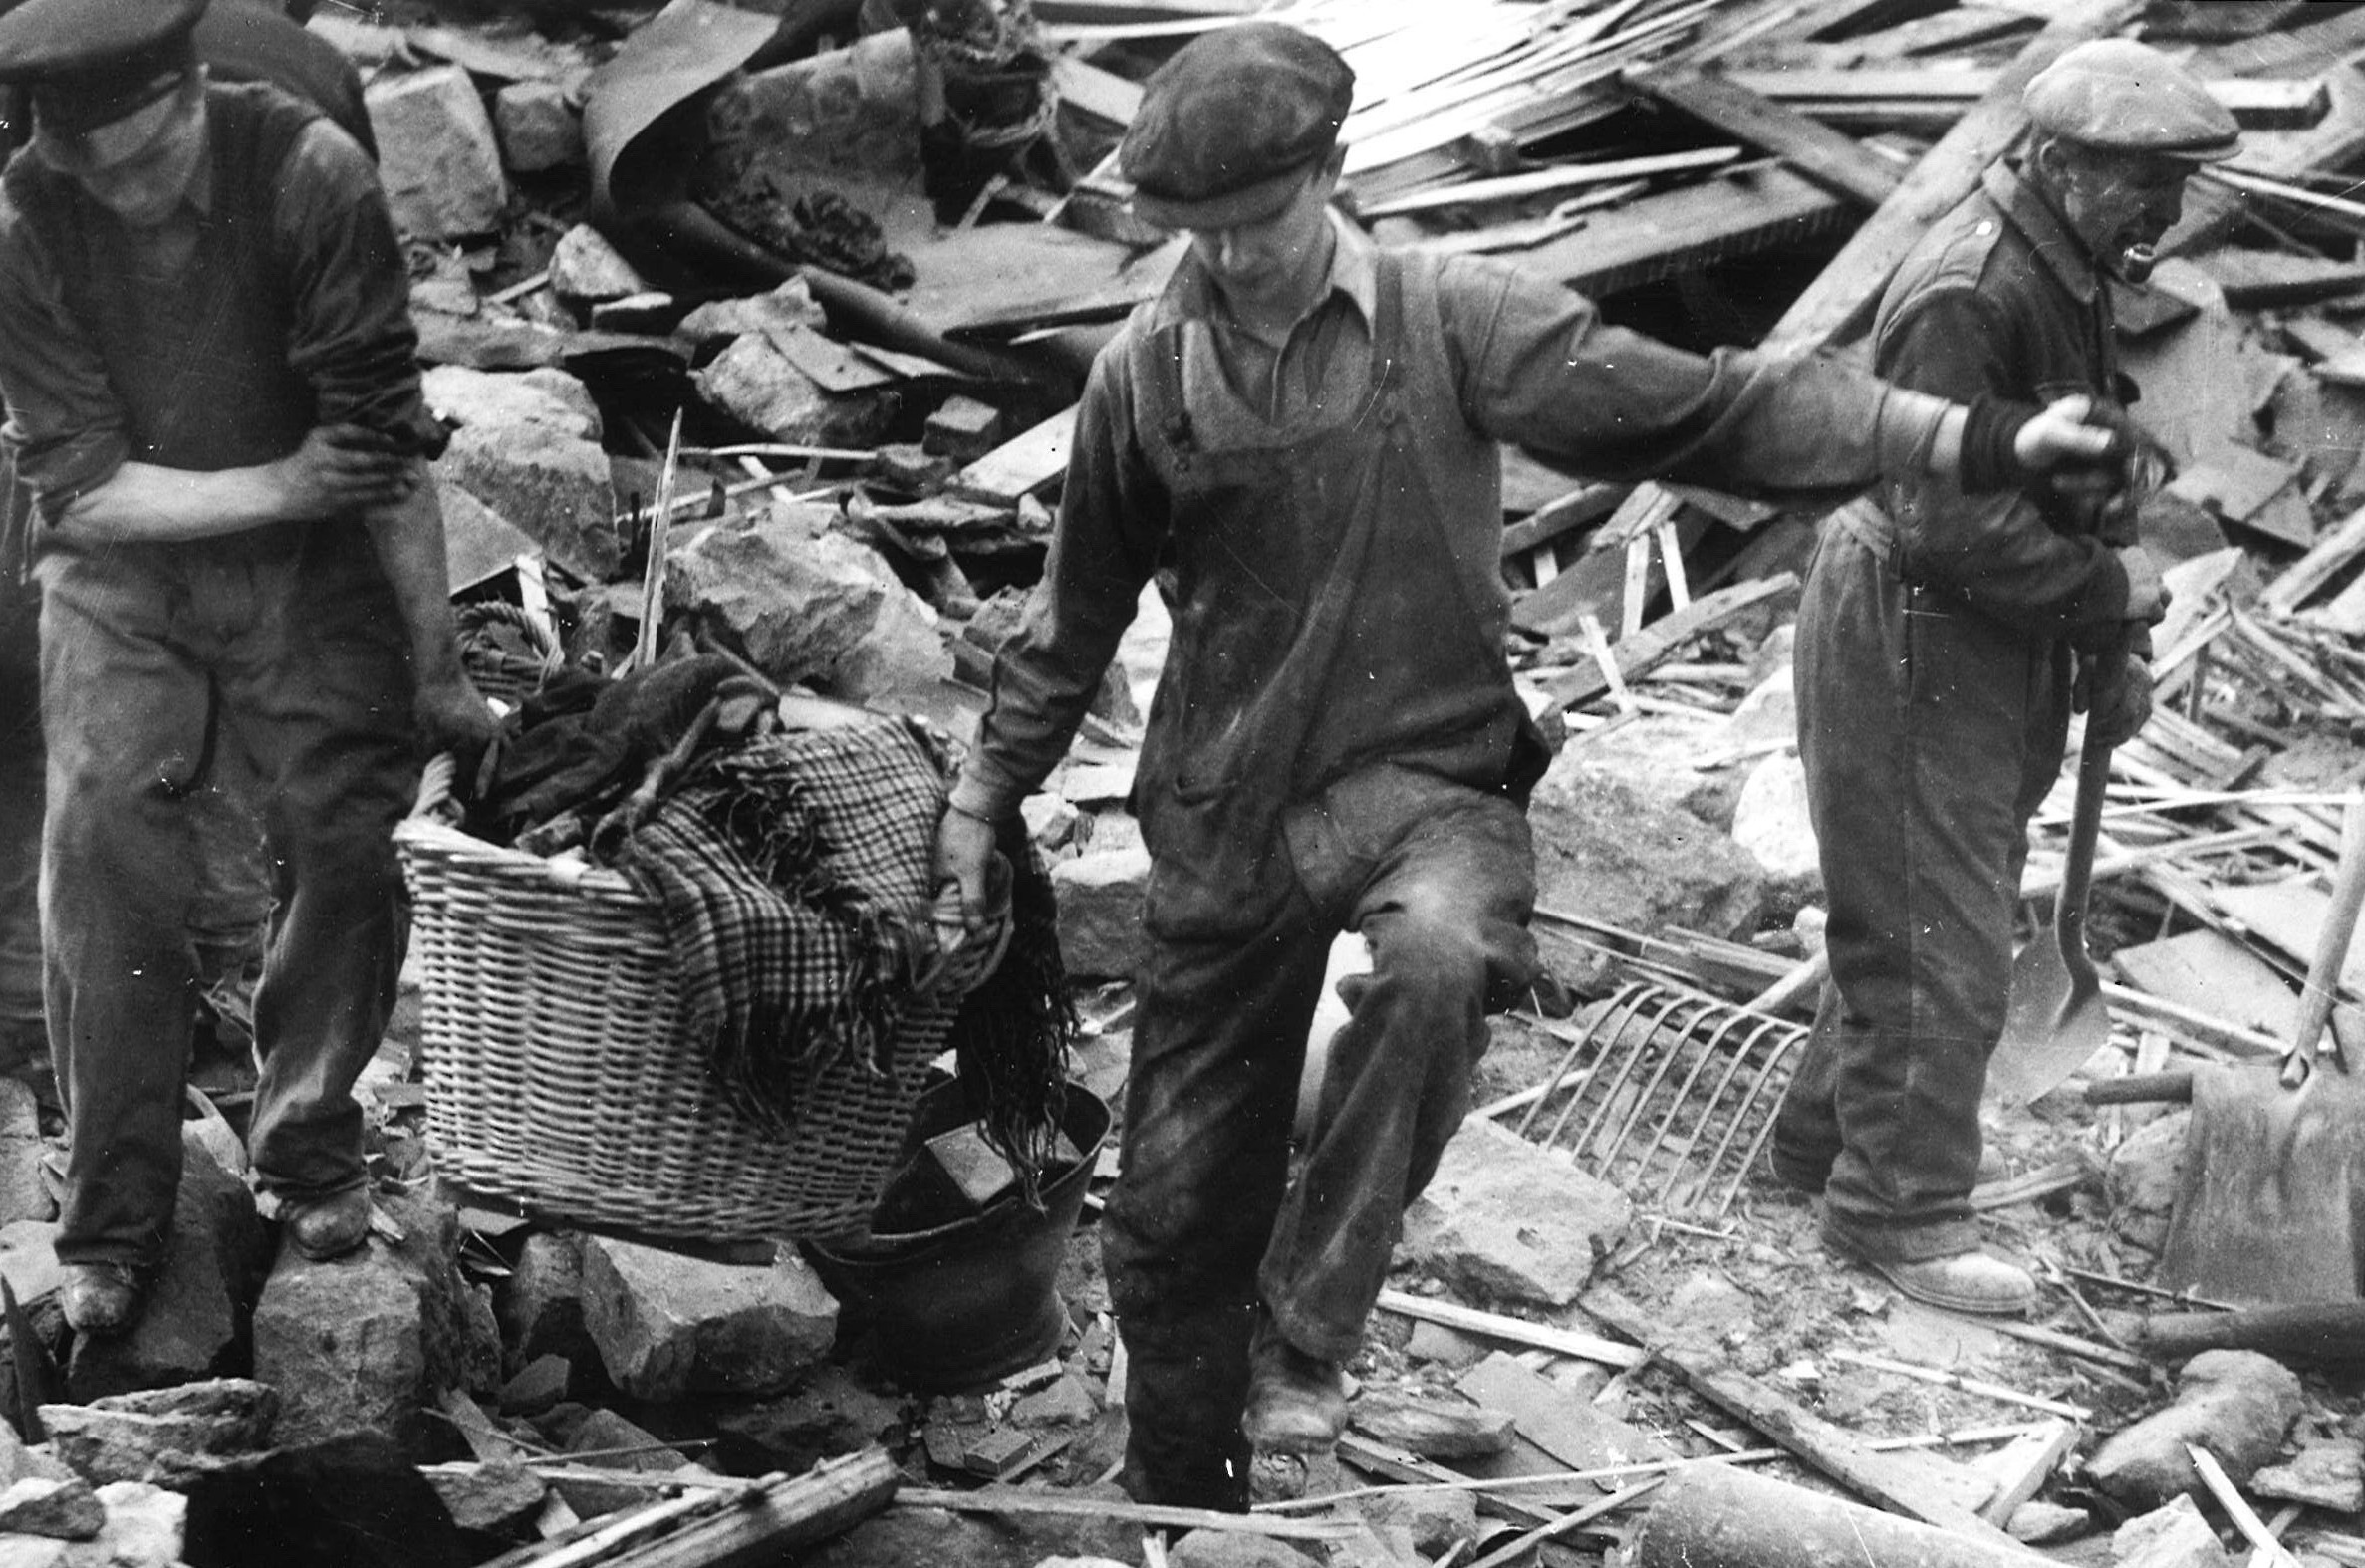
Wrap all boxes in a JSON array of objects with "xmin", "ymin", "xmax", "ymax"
[
  {"xmin": 0, "ymin": 0, "xmax": 488, "ymax": 1334},
  {"xmin": 934, "ymin": 19, "xmax": 2128, "ymax": 1509},
  {"xmin": 1769, "ymin": 38, "xmax": 2234, "ymax": 1316},
  {"xmin": 0, "ymin": 0, "xmax": 382, "ymax": 1144}
]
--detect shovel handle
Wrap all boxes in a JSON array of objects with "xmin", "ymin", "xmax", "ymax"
[
  {"xmin": 2056, "ymin": 731, "xmax": 2113, "ymax": 954},
  {"xmin": 2294, "ymin": 799, "xmax": 2365, "ymax": 1066}
]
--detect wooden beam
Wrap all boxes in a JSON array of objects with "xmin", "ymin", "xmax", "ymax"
[
  {"xmin": 1584, "ymin": 1289, "xmax": 2026, "ymax": 1549},
  {"xmin": 1724, "ymin": 69, "xmax": 2327, "ymax": 131},
  {"xmin": 1626, "ymin": 67, "xmax": 1903, "ymax": 210},
  {"xmin": 1532, "ymin": 573, "xmax": 1799, "ymax": 703},
  {"xmin": 1518, "ymin": 162, "xmax": 1851, "ymax": 303}
]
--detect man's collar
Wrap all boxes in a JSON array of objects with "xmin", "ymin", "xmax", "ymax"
[
  {"xmin": 1984, "ymin": 160, "xmax": 2102, "ymax": 305},
  {"xmin": 1148, "ymin": 208, "xmax": 1377, "ymax": 333}
]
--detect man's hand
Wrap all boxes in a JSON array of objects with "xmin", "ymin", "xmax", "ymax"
[
  {"xmin": 933, "ymin": 805, "xmax": 1000, "ymax": 937},
  {"xmin": 413, "ymin": 670, "xmax": 501, "ymax": 772},
  {"xmin": 271, "ymin": 424, "xmax": 419, "ymax": 521},
  {"xmin": 2115, "ymin": 544, "xmax": 2170, "ymax": 626},
  {"xmin": 2012, "ymin": 394, "xmax": 2118, "ymax": 471},
  {"xmin": 2082, "ymin": 651, "xmax": 2154, "ymax": 749}
]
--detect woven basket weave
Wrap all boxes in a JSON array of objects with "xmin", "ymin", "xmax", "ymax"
[{"xmin": 395, "ymin": 814, "xmax": 993, "ymax": 1242}]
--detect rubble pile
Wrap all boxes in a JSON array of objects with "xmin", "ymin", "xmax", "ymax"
[{"xmin": 15, "ymin": 0, "xmax": 2365, "ymax": 1564}]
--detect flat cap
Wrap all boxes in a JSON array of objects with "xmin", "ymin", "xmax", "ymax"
[
  {"xmin": 1121, "ymin": 21, "xmax": 1354, "ymax": 230},
  {"xmin": 0, "ymin": 0, "xmax": 208, "ymax": 135},
  {"xmin": 2023, "ymin": 39, "xmax": 2239, "ymax": 161}
]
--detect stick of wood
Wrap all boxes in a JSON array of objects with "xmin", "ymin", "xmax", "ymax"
[
  {"xmin": 627, "ymin": 408, "xmax": 684, "ymax": 675},
  {"xmin": 895, "ymin": 1488, "xmax": 1360, "ymax": 1542},
  {"xmin": 2189, "ymin": 1445, "xmax": 2302, "ymax": 1568},
  {"xmin": 1374, "ymin": 1288, "xmax": 1645, "ymax": 1369},
  {"xmin": 1465, "ymin": 1479, "xmax": 1662, "ymax": 1568},
  {"xmin": 1825, "ymin": 1351, "xmax": 2092, "ymax": 1421}
]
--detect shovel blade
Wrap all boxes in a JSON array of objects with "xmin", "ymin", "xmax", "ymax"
[
  {"xmin": 1988, "ymin": 932, "xmax": 2110, "ymax": 1107},
  {"xmin": 2160, "ymin": 1063, "xmax": 2365, "ymax": 1305}
]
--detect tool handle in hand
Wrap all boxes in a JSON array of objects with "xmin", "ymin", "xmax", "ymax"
[{"xmin": 2295, "ymin": 799, "xmax": 2365, "ymax": 1067}]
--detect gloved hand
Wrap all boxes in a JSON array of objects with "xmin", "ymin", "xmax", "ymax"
[
  {"xmin": 2075, "ymin": 646, "xmax": 2154, "ymax": 749},
  {"xmin": 2040, "ymin": 401, "xmax": 2174, "ymax": 545}
]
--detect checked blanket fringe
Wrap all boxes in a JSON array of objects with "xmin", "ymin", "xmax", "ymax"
[{"xmin": 619, "ymin": 714, "xmax": 1069, "ymax": 1187}]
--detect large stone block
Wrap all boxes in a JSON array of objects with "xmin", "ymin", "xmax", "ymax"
[
  {"xmin": 1048, "ymin": 847, "xmax": 1149, "ymax": 982},
  {"xmin": 436, "ymin": 421, "xmax": 618, "ymax": 582},
  {"xmin": 1396, "ymin": 1118, "xmax": 1631, "ymax": 1308},
  {"xmin": 250, "ymin": 1194, "xmax": 494, "ymax": 1455},
  {"xmin": 666, "ymin": 516, "xmax": 948, "ymax": 705},
  {"xmin": 1528, "ymin": 750, "xmax": 1770, "ymax": 994},
  {"xmin": 367, "ymin": 65, "xmax": 508, "ymax": 239},
  {"xmin": 67, "ymin": 1133, "xmax": 266, "ymax": 1402},
  {"xmin": 2085, "ymin": 1349, "xmax": 2301, "ymax": 1510},
  {"xmin": 493, "ymin": 81, "xmax": 583, "ymax": 174},
  {"xmin": 694, "ymin": 335, "xmax": 898, "ymax": 450},
  {"xmin": 579, "ymin": 1238, "xmax": 838, "ymax": 1404}
]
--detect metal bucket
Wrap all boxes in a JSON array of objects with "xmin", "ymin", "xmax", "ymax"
[{"xmin": 803, "ymin": 1079, "xmax": 1110, "ymax": 1391}]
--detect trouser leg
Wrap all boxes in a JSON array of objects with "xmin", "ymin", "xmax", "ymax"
[
  {"xmin": 1263, "ymin": 786, "xmax": 1535, "ymax": 1362},
  {"xmin": 0, "ymin": 564, "xmax": 44, "ymax": 1049},
  {"xmin": 1104, "ymin": 859, "xmax": 1328, "ymax": 1511},
  {"xmin": 38, "ymin": 551, "xmax": 210, "ymax": 1270},
  {"xmin": 222, "ymin": 530, "xmax": 416, "ymax": 1203},
  {"xmin": 1784, "ymin": 529, "xmax": 2068, "ymax": 1261}
]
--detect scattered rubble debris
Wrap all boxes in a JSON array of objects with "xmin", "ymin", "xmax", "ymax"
[{"xmin": 13, "ymin": 0, "xmax": 2365, "ymax": 1565}]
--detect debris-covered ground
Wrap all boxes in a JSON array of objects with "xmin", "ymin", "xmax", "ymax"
[{"xmin": 15, "ymin": 0, "xmax": 2365, "ymax": 1564}]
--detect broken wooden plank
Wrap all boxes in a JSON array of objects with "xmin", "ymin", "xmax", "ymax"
[
  {"xmin": 2113, "ymin": 928, "xmax": 2303, "ymax": 1042},
  {"xmin": 476, "ymin": 1450, "xmax": 897, "ymax": 1568},
  {"xmin": 1358, "ymin": 145, "xmax": 1743, "ymax": 220},
  {"xmin": 1047, "ymin": 53, "xmax": 1143, "ymax": 128},
  {"xmin": 1333, "ymin": 1431, "xmax": 1565, "ymax": 1529},
  {"xmin": 1583, "ymin": 1287, "xmax": 2026, "ymax": 1549},
  {"xmin": 1375, "ymin": 1288, "xmax": 1645, "ymax": 1370},
  {"xmin": 897, "ymin": 1485, "xmax": 1360, "ymax": 1541},
  {"xmin": 2270, "ymin": 503, "xmax": 2365, "ymax": 620},
  {"xmin": 1625, "ymin": 67, "xmax": 1903, "ymax": 210},
  {"xmin": 1456, "ymin": 1353, "xmax": 1684, "ymax": 1481},
  {"xmin": 950, "ymin": 407, "xmax": 1077, "ymax": 505},
  {"xmin": 1531, "ymin": 574, "xmax": 1798, "ymax": 700},
  {"xmin": 1726, "ymin": 69, "xmax": 2327, "ymax": 131},
  {"xmin": 1520, "ymin": 161, "xmax": 1852, "ymax": 305},
  {"xmin": 1970, "ymin": 1420, "xmax": 2081, "ymax": 1529}
]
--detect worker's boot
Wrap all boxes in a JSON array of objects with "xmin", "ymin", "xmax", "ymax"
[
  {"xmin": 1241, "ymin": 1332, "xmax": 1348, "ymax": 1455},
  {"xmin": 284, "ymin": 1186, "xmax": 374, "ymax": 1262},
  {"xmin": 60, "ymin": 1261, "xmax": 147, "ymax": 1337},
  {"xmin": 1827, "ymin": 1230, "xmax": 2035, "ymax": 1316}
]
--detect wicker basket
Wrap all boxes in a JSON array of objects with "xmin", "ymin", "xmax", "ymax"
[{"xmin": 395, "ymin": 811, "xmax": 994, "ymax": 1242}]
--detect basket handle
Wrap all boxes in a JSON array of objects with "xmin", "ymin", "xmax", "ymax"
[{"xmin": 412, "ymin": 752, "xmax": 460, "ymax": 823}]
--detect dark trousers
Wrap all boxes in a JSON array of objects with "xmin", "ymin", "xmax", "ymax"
[
  {"xmin": 1104, "ymin": 766, "xmax": 1537, "ymax": 1509},
  {"xmin": 0, "ymin": 563, "xmax": 39, "ymax": 1041},
  {"xmin": 1773, "ymin": 522, "xmax": 2068, "ymax": 1261},
  {"xmin": 39, "ymin": 525, "xmax": 416, "ymax": 1269}
]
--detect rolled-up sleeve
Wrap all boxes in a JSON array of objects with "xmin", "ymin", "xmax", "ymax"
[
  {"xmin": 1441, "ymin": 255, "xmax": 1909, "ymax": 505},
  {"xmin": 272, "ymin": 122, "xmax": 443, "ymax": 456},
  {"xmin": 1877, "ymin": 287, "xmax": 2128, "ymax": 639},
  {"xmin": 949, "ymin": 348, "xmax": 1168, "ymax": 821},
  {"xmin": 0, "ymin": 198, "xmax": 131, "ymax": 517}
]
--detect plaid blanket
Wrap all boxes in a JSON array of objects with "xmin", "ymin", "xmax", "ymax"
[{"xmin": 620, "ymin": 717, "xmax": 955, "ymax": 1134}]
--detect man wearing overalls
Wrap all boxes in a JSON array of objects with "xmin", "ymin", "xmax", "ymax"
[
  {"xmin": 1771, "ymin": 41, "xmax": 2230, "ymax": 1315},
  {"xmin": 934, "ymin": 21, "xmax": 2127, "ymax": 1509}
]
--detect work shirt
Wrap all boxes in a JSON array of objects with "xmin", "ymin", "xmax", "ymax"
[
  {"xmin": 951, "ymin": 211, "xmax": 1966, "ymax": 854},
  {"xmin": 1865, "ymin": 161, "xmax": 2134, "ymax": 643},
  {"xmin": 0, "ymin": 82, "xmax": 435, "ymax": 530}
]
